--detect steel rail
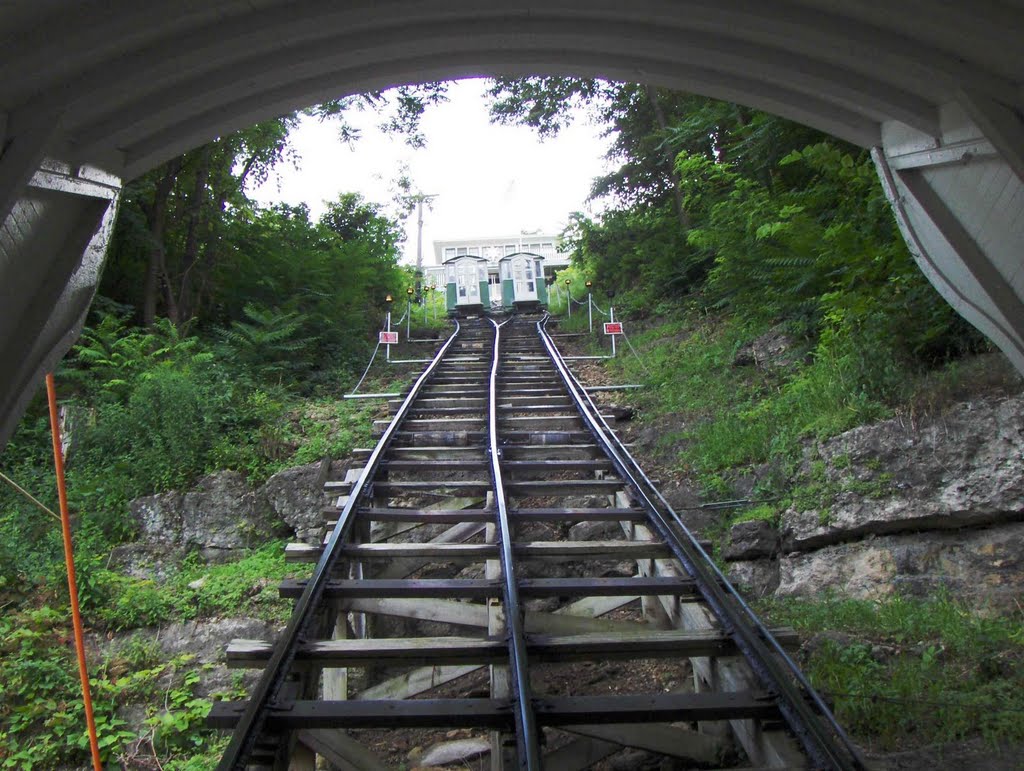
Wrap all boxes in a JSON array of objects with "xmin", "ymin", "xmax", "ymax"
[
  {"xmin": 535, "ymin": 314, "xmax": 866, "ymax": 771},
  {"xmin": 486, "ymin": 317, "xmax": 542, "ymax": 770},
  {"xmin": 218, "ymin": 320, "xmax": 463, "ymax": 770}
]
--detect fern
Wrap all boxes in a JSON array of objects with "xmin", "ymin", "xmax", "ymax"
[{"xmin": 216, "ymin": 303, "xmax": 314, "ymax": 385}]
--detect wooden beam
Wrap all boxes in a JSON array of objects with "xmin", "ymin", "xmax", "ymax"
[
  {"xmin": 373, "ymin": 519, "xmax": 488, "ymax": 581},
  {"xmin": 501, "ymin": 459, "xmax": 612, "ymax": 471},
  {"xmin": 958, "ymin": 89, "xmax": 1024, "ymax": 185},
  {"xmin": 341, "ymin": 597, "xmax": 489, "ymax": 629},
  {"xmin": 542, "ymin": 735, "xmax": 620, "ymax": 771},
  {"xmin": 279, "ymin": 576, "xmax": 699, "ymax": 600},
  {"xmin": 536, "ymin": 692, "xmax": 779, "ymax": 725},
  {"xmin": 504, "ymin": 479, "xmax": 623, "ymax": 497},
  {"xmin": 333, "ymin": 479, "xmax": 494, "ymax": 496},
  {"xmin": 357, "ymin": 664, "xmax": 481, "ymax": 701},
  {"xmin": 338, "ymin": 595, "xmax": 640, "ymax": 634},
  {"xmin": 228, "ymin": 628, "xmax": 797, "ymax": 668},
  {"xmin": 515, "ymin": 540, "xmax": 670, "ymax": 560},
  {"xmin": 208, "ymin": 691, "xmax": 777, "ymax": 730},
  {"xmin": 349, "ymin": 506, "xmax": 492, "ymax": 523},
  {"xmin": 561, "ymin": 722, "xmax": 724, "ymax": 764},
  {"xmin": 348, "ymin": 597, "xmax": 641, "ymax": 703},
  {"xmin": 357, "ymin": 445, "xmax": 484, "ymax": 461},
  {"xmin": 378, "ymin": 459, "xmax": 489, "ymax": 470},
  {"xmin": 297, "ymin": 730, "xmax": 388, "ymax": 771},
  {"xmin": 227, "ymin": 636, "xmax": 504, "ymax": 668},
  {"xmin": 286, "ymin": 540, "xmax": 670, "ymax": 563},
  {"xmin": 344, "ymin": 542, "xmax": 496, "ymax": 559},
  {"xmin": 208, "ymin": 698, "xmax": 512, "ymax": 730},
  {"xmin": 511, "ymin": 507, "xmax": 647, "ymax": 522}
]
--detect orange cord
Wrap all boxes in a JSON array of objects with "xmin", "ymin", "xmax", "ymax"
[{"xmin": 46, "ymin": 373, "xmax": 103, "ymax": 771}]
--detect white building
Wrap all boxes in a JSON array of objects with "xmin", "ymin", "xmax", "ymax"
[{"xmin": 423, "ymin": 234, "xmax": 570, "ymax": 291}]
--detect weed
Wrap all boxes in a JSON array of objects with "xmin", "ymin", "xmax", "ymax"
[
  {"xmin": 171, "ymin": 540, "xmax": 309, "ymax": 621},
  {"xmin": 758, "ymin": 594, "xmax": 1024, "ymax": 748}
]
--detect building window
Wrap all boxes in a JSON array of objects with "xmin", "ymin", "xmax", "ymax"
[
  {"xmin": 444, "ymin": 247, "xmax": 456, "ymax": 259},
  {"xmin": 456, "ymin": 247, "xmax": 467, "ymax": 256}
]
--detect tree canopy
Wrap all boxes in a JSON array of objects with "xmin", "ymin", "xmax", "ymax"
[{"xmin": 488, "ymin": 76, "xmax": 983, "ymax": 391}]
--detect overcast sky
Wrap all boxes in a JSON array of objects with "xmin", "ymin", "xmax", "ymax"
[{"xmin": 252, "ymin": 78, "xmax": 611, "ymax": 266}]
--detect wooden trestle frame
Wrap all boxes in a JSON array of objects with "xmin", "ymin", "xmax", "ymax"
[{"xmin": 211, "ymin": 315, "xmax": 864, "ymax": 771}]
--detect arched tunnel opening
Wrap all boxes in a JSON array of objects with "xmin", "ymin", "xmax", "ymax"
[{"xmin": 1, "ymin": 4, "xmax": 1022, "ymax": 770}]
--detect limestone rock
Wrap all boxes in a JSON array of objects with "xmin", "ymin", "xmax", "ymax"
[
  {"xmin": 108, "ymin": 542, "xmax": 173, "ymax": 580},
  {"xmin": 106, "ymin": 617, "xmax": 280, "ymax": 699},
  {"xmin": 131, "ymin": 470, "xmax": 286, "ymax": 557},
  {"xmin": 418, "ymin": 738, "xmax": 490, "ymax": 766},
  {"xmin": 784, "ymin": 395, "xmax": 1024, "ymax": 551},
  {"xmin": 569, "ymin": 519, "xmax": 621, "ymax": 541},
  {"xmin": 131, "ymin": 490, "xmax": 185, "ymax": 548},
  {"xmin": 262, "ymin": 460, "xmax": 329, "ymax": 544},
  {"xmin": 777, "ymin": 521, "xmax": 1024, "ymax": 610},
  {"xmin": 727, "ymin": 559, "xmax": 780, "ymax": 597},
  {"xmin": 723, "ymin": 519, "xmax": 780, "ymax": 560},
  {"xmin": 180, "ymin": 471, "xmax": 284, "ymax": 557},
  {"xmin": 732, "ymin": 324, "xmax": 800, "ymax": 369}
]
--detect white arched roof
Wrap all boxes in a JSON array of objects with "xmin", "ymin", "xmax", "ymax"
[{"xmin": 1, "ymin": 1, "xmax": 1020, "ymax": 180}]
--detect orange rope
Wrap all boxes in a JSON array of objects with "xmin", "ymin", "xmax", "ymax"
[{"xmin": 46, "ymin": 373, "xmax": 103, "ymax": 771}]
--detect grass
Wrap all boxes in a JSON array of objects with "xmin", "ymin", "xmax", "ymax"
[
  {"xmin": 600, "ymin": 308, "xmax": 901, "ymax": 499},
  {"xmin": 757, "ymin": 594, "xmax": 1024, "ymax": 749},
  {"xmin": 87, "ymin": 539, "xmax": 311, "ymax": 631}
]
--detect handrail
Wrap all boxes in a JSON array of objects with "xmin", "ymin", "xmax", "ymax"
[
  {"xmin": 486, "ymin": 317, "xmax": 541, "ymax": 769},
  {"xmin": 218, "ymin": 321, "xmax": 463, "ymax": 770},
  {"xmin": 535, "ymin": 314, "xmax": 866, "ymax": 771}
]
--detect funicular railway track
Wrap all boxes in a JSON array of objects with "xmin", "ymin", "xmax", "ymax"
[{"xmin": 209, "ymin": 315, "xmax": 866, "ymax": 771}]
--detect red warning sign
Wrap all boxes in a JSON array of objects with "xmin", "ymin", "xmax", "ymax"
[
  {"xmin": 379, "ymin": 331, "xmax": 399, "ymax": 345},
  {"xmin": 603, "ymin": 322, "xmax": 623, "ymax": 335}
]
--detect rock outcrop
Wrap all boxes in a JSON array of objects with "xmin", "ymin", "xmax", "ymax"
[
  {"xmin": 112, "ymin": 459, "xmax": 332, "ymax": 577},
  {"xmin": 725, "ymin": 394, "xmax": 1024, "ymax": 609},
  {"xmin": 133, "ymin": 471, "xmax": 285, "ymax": 558},
  {"xmin": 262, "ymin": 460, "xmax": 330, "ymax": 544}
]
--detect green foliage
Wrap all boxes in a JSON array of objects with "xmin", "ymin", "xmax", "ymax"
[
  {"xmin": 289, "ymin": 398, "xmax": 377, "ymax": 465},
  {"xmin": 211, "ymin": 200, "xmax": 404, "ymax": 385},
  {"xmin": 731, "ymin": 503, "xmax": 779, "ymax": 526},
  {"xmin": 498, "ymin": 79, "xmax": 981, "ymax": 392},
  {"xmin": 562, "ymin": 206, "xmax": 701, "ymax": 316},
  {"xmin": 0, "ymin": 541, "xmax": 304, "ymax": 767},
  {"xmin": 62, "ymin": 314, "xmax": 207, "ymax": 401},
  {"xmin": 759, "ymin": 594, "xmax": 1024, "ymax": 747},
  {"xmin": 605, "ymin": 311, "xmax": 898, "ymax": 501},
  {"xmin": 0, "ymin": 607, "xmax": 155, "ymax": 768},
  {"xmin": 684, "ymin": 143, "xmax": 983, "ymax": 378},
  {"xmin": 170, "ymin": 540, "xmax": 305, "ymax": 621},
  {"xmin": 217, "ymin": 302, "xmax": 315, "ymax": 385}
]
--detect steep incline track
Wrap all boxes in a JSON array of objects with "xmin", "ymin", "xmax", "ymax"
[{"xmin": 209, "ymin": 315, "xmax": 864, "ymax": 770}]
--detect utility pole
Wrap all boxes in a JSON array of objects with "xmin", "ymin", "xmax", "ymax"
[{"xmin": 403, "ymin": 192, "xmax": 439, "ymax": 281}]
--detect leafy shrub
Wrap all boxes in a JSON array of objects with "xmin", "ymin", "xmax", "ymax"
[
  {"xmin": 0, "ymin": 607, "xmax": 135, "ymax": 768},
  {"xmin": 216, "ymin": 302, "xmax": 315, "ymax": 386}
]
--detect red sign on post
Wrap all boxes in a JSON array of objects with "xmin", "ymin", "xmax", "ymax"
[
  {"xmin": 603, "ymin": 322, "xmax": 623, "ymax": 335},
  {"xmin": 379, "ymin": 331, "xmax": 399, "ymax": 345}
]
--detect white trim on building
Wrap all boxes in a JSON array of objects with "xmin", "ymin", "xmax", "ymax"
[{"xmin": 432, "ymin": 235, "xmax": 568, "ymax": 269}]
